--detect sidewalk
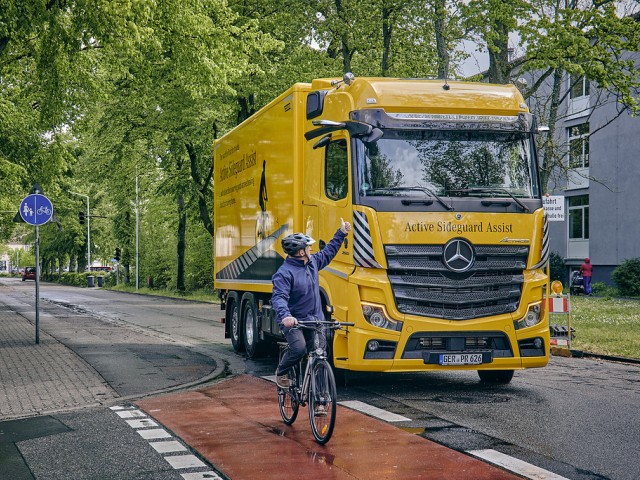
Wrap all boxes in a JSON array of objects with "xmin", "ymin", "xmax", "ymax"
[{"xmin": 0, "ymin": 301, "xmax": 118, "ymax": 420}]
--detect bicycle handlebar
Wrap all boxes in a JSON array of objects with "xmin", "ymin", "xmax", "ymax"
[{"xmin": 293, "ymin": 319, "xmax": 354, "ymax": 330}]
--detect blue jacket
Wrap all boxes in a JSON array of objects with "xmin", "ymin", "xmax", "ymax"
[{"xmin": 271, "ymin": 229, "xmax": 347, "ymax": 325}]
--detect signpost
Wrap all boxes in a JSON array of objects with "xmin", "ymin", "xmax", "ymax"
[
  {"xmin": 19, "ymin": 189, "xmax": 54, "ymax": 344},
  {"xmin": 542, "ymin": 195, "xmax": 565, "ymax": 222}
]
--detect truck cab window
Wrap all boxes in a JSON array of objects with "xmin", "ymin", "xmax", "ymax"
[
  {"xmin": 357, "ymin": 130, "xmax": 539, "ymax": 199},
  {"xmin": 325, "ymin": 139, "xmax": 348, "ymax": 201}
]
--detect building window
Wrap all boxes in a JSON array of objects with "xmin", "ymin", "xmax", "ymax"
[
  {"xmin": 568, "ymin": 195, "xmax": 589, "ymax": 240},
  {"xmin": 568, "ymin": 123, "xmax": 589, "ymax": 169},
  {"xmin": 569, "ymin": 75, "xmax": 590, "ymax": 99},
  {"xmin": 325, "ymin": 139, "xmax": 349, "ymax": 201}
]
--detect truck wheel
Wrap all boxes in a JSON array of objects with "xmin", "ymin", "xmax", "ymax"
[
  {"xmin": 478, "ymin": 370, "xmax": 514, "ymax": 384},
  {"xmin": 229, "ymin": 298, "xmax": 244, "ymax": 353},
  {"xmin": 242, "ymin": 294, "xmax": 264, "ymax": 358}
]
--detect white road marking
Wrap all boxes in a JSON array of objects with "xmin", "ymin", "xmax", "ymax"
[
  {"xmin": 165, "ymin": 454, "xmax": 207, "ymax": 469},
  {"xmin": 468, "ymin": 449, "xmax": 570, "ymax": 480},
  {"xmin": 113, "ymin": 404, "xmax": 219, "ymax": 478},
  {"xmin": 115, "ymin": 409, "xmax": 146, "ymax": 419},
  {"xmin": 338, "ymin": 400, "xmax": 411, "ymax": 422},
  {"xmin": 149, "ymin": 440, "xmax": 188, "ymax": 454},
  {"xmin": 126, "ymin": 418, "xmax": 158, "ymax": 429},
  {"xmin": 138, "ymin": 428, "xmax": 171, "ymax": 440}
]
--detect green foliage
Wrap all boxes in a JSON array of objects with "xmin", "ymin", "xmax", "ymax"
[
  {"xmin": 612, "ymin": 258, "xmax": 640, "ymax": 297},
  {"xmin": 549, "ymin": 251, "xmax": 566, "ymax": 284},
  {"xmin": 591, "ymin": 281, "xmax": 618, "ymax": 298},
  {"xmin": 43, "ymin": 271, "xmax": 101, "ymax": 287}
]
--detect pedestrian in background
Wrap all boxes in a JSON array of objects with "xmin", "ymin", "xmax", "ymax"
[{"xmin": 579, "ymin": 257, "xmax": 593, "ymax": 295}]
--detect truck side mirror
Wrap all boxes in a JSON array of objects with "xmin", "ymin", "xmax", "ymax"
[{"xmin": 313, "ymin": 134, "xmax": 332, "ymax": 149}]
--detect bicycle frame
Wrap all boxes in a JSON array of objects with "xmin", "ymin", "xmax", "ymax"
[
  {"xmin": 284, "ymin": 325, "xmax": 326, "ymax": 407},
  {"xmin": 277, "ymin": 318, "xmax": 354, "ymax": 444}
]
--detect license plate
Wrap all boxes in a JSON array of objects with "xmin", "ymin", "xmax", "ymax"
[{"xmin": 439, "ymin": 353, "xmax": 484, "ymax": 365}]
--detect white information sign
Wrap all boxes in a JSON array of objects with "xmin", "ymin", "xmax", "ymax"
[{"xmin": 543, "ymin": 195, "xmax": 565, "ymax": 221}]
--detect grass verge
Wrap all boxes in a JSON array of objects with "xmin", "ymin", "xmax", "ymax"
[
  {"xmin": 564, "ymin": 296, "xmax": 640, "ymax": 358},
  {"xmin": 108, "ymin": 284, "xmax": 219, "ymax": 303}
]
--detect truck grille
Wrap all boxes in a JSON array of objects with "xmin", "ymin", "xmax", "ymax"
[{"xmin": 385, "ymin": 244, "xmax": 528, "ymax": 320}]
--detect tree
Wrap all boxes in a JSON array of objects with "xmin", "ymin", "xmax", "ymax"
[{"xmin": 462, "ymin": 1, "xmax": 640, "ymax": 192}]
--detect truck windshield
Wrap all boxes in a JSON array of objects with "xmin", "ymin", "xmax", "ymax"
[{"xmin": 356, "ymin": 129, "xmax": 539, "ymax": 199}]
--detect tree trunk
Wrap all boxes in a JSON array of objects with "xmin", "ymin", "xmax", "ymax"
[
  {"xmin": 237, "ymin": 94, "xmax": 255, "ymax": 124},
  {"xmin": 540, "ymin": 69, "xmax": 563, "ymax": 193},
  {"xmin": 334, "ymin": 0, "xmax": 353, "ymax": 74},
  {"xmin": 186, "ymin": 142, "xmax": 214, "ymax": 237},
  {"xmin": 486, "ymin": 20, "xmax": 510, "ymax": 84},
  {"xmin": 381, "ymin": 5, "xmax": 392, "ymax": 76},
  {"xmin": 176, "ymin": 193, "xmax": 186, "ymax": 292},
  {"xmin": 78, "ymin": 245, "xmax": 87, "ymax": 272},
  {"xmin": 434, "ymin": 0, "xmax": 450, "ymax": 80}
]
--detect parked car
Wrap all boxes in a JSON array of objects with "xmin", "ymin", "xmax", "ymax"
[
  {"xmin": 89, "ymin": 266, "xmax": 112, "ymax": 273},
  {"xmin": 22, "ymin": 267, "xmax": 36, "ymax": 281}
]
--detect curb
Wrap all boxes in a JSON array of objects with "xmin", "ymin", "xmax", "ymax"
[
  {"xmin": 570, "ymin": 349, "xmax": 640, "ymax": 365},
  {"xmin": 551, "ymin": 346, "xmax": 640, "ymax": 365}
]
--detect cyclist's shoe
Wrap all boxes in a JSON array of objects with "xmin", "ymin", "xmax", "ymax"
[
  {"xmin": 314, "ymin": 404, "xmax": 327, "ymax": 416},
  {"xmin": 275, "ymin": 370, "xmax": 290, "ymax": 389}
]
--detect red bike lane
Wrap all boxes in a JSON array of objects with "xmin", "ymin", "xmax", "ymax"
[{"xmin": 136, "ymin": 375, "xmax": 520, "ymax": 480}]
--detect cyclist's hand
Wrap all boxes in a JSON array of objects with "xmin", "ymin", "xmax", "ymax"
[
  {"xmin": 282, "ymin": 316, "xmax": 298, "ymax": 328},
  {"xmin": 340, "ymin": 218, "xmax": 352, "ymax": 234}
]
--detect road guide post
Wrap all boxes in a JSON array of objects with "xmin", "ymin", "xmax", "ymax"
[{"xmin": 19, "ymin": 187, "xmax": 54, "ymax": 344}]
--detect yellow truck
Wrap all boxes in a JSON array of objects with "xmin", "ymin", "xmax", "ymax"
[{"xmin": 214, "ymin": 74, "xmax": 550, "ymax": 383}]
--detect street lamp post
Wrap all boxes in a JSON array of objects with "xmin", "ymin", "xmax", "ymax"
[{"xmin": 70, "ymin": 191, "xmax": 90, "ymax": 269}]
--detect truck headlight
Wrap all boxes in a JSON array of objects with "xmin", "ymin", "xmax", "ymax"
[
  {"xmin": 362, "ymin": 303, "xmax": 403, "ymax": 331},
  {"xmin": 515, "ymin": 302, "xmax": 542, "ymax": 330}
]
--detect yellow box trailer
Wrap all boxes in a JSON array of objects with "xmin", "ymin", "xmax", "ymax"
[{"xmin": 214, "ymin": 74, "xmax": 550, "ymax": 383}]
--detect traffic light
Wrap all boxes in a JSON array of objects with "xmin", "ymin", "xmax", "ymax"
[
  {"xmin": 78, "ymin": 211, "xmax": 85, "ymax": 224},
  {"xmin": 115, "ymin": 247, "xmax": 121, "ymax": 261}
]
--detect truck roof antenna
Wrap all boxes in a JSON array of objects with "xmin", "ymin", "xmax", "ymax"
[{"xmin": 331, "ymin": 72, "xmax": 355, "ymax": 88}]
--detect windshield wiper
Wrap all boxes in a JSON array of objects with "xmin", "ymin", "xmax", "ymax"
[
  {"xmin": 449, "ymin": 188, "xmax": 530, "ymax": 212},
  {"xmin": 387, "ymin": 187, "xmax": 454, "ymax": 211}
]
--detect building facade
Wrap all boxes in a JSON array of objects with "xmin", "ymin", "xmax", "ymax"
[{"xmin": 544, "ymin": 65, "xmax": 640, "ymax": 284}]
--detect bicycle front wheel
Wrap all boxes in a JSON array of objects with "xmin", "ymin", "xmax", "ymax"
[
  {"xmin": 278, "ymin": 369, "xmax": 299, "ymax": 425},
  {"xmin": 308, "ymin": 360, "xmax": 337, "ymax": 444}
]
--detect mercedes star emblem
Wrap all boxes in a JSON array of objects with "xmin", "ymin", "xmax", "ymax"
[{"xmin": 443, "ymin": 238, "xmax": 475, "ymax": 272}]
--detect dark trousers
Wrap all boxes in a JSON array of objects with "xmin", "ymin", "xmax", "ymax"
[
  {"xmin": 583, "ymin": 276, "xmax": 592, "ymax": 294},
  {"xmin": 276, "ymin": 326, "xmax": 326, "ymax": 375}
]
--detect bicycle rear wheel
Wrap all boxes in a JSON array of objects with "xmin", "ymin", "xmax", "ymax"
[
  {"xmin": 278, "ymin": 370, "xmax": 299, "ymax": 425},
  {"xmin": 309, "ymin": 360, "xmax": 337, "ymax": 444}
]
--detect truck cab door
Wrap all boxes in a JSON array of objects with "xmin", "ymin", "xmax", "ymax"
[
  {"xmin": 318, "ymin": 135, "xmax": 353, "ymax": 267},
  {"xmin": 303, "ymin": 133, "xmax": 354, "ymax": 265}
]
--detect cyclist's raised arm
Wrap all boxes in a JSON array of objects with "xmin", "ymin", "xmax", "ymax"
[{"xmin": 313, "ymin": 228, "xmax": 347, "ymax": 270}]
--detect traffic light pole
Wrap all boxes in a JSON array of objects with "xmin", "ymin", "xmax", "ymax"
[{"xmin": 70, "ymin": 191, "xmax": 90, "ymax": 269}]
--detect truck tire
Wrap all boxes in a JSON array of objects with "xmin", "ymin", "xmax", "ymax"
[
  {"xmin": 242, "ymin": 293, "xmax": 265, "ymax": 358},
  {"xmin": 478, "ymin": 369, "xmax": 514, "ymax": 384},
  {"xmin": 228, "ymin": 295, "xmax": 244, "ymax": 353}
]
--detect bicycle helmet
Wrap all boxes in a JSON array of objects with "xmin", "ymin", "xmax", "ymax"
[{"xmin": 282, "ymin": 233, "xmax": 315, "ymax": 256}]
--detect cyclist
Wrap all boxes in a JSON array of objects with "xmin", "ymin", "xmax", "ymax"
[{"xmin": 272, "ymin": 219, "xmax": 352, "ymax": 412}]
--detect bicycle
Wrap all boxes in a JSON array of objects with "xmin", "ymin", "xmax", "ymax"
[{"xmin": 276, "ymin": 318, "xmax": 353, "ymax": 444}]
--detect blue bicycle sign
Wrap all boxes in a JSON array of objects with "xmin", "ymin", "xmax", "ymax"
[{"xmin": 20, "ymin": 194, "xmax": 54, "ymax": 226}]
